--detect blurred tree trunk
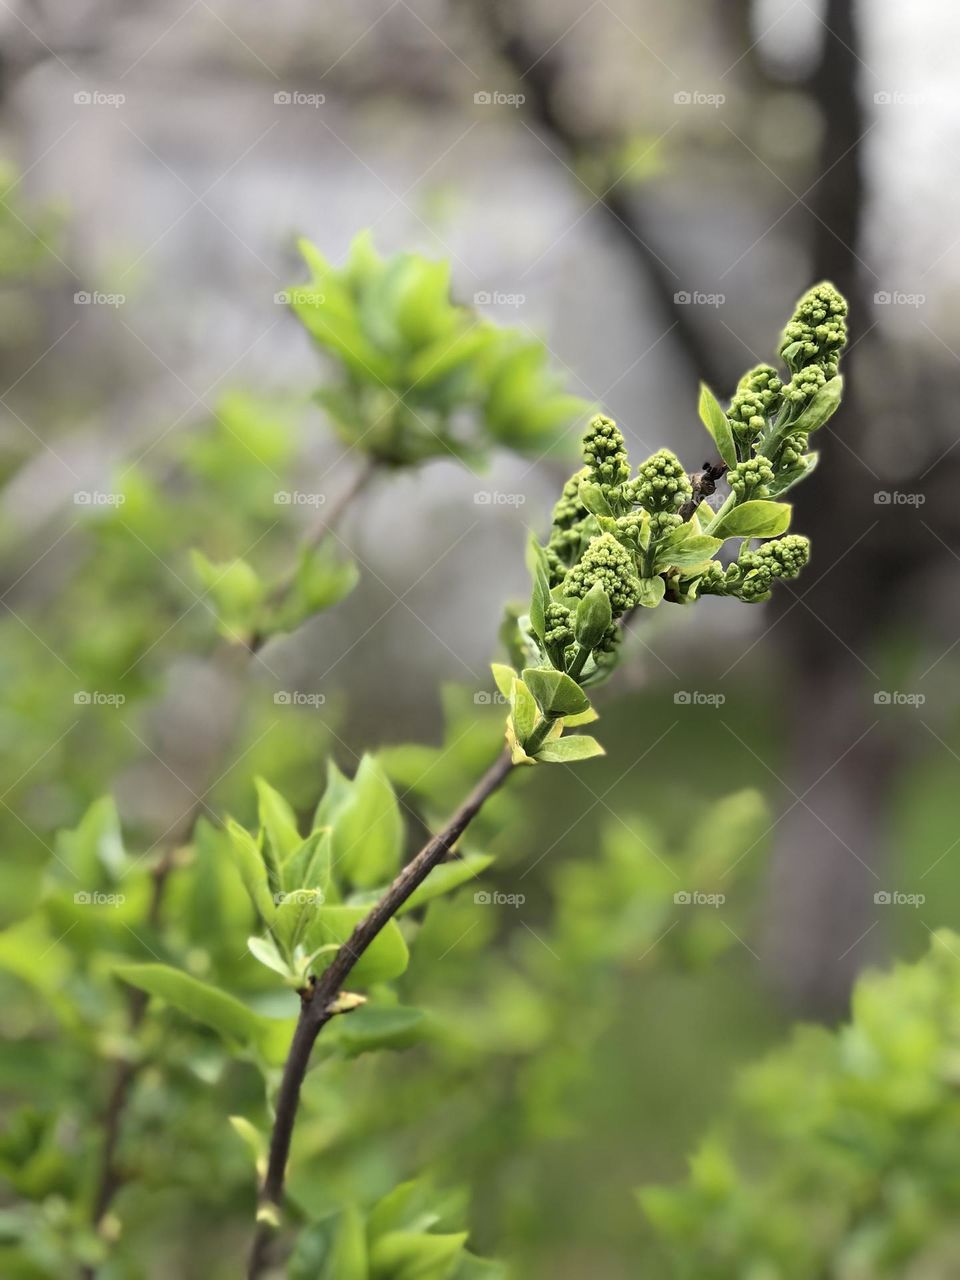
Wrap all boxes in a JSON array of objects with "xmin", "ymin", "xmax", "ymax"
[{"xmin": 763, "ymin": 0, "xmax": 901, "ymax": 1015}]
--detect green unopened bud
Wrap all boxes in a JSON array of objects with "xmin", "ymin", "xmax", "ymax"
[
  {"xmin": 728, "ymin": 457, "xmax": 775, "ymax": 499},
  {"xmin": 633, "ymin": 449, "xmax": 692, "ymax": 514},
  {"xmin": 582, "ymin": 414, "xmax": 630, "ymax": 488},
  {"xmin": 779, "ymin": 282, "xmax": 848, "ymax": 373},
  {"xmin": 566, "ymin": 533, "xmax": 638, "ymax": 617},
  {"xmin": 551, "ymin": 466, "xmax": 590, "ymax": 531}
]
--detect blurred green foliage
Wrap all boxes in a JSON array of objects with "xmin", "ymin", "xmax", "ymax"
[{"xmin": 642, "ymin": 930, "xmax": 960, "ymax": 1278}]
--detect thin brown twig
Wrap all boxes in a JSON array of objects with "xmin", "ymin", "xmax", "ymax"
[{"xmin": 246, "ymin": 747, "xmax": 515, "ymax": 1278}]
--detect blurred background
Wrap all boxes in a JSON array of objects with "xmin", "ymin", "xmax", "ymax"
[{"xmin": 2, "ymin": 0, "xmax": 959, "ymax": 1276}]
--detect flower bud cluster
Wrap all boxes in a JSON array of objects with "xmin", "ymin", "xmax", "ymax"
[{"xmin": 564, "ymin": 533, "xmax": 638, "ymax": 616}]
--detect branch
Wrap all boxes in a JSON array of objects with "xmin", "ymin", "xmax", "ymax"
[
  {"xmin": 85, "ymin": 456, "xmax": 378, "ymax": 1261},
  {"xmin": 246, "ymin": 747, "xmax": 515, "ymax": 1278},
  {"xmin": 473, "ymin": 0, "xmax": 728, "ymax": 390},
  {"xmin": 248, "ymin": 454, "xmax": 377, "ymax": 654}
]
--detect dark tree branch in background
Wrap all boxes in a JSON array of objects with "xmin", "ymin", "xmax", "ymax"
[
  {"xmin": 763, "ymin": 0, "xmax": 906, "ymax": 1014},
  {"xmin": 247, "ymin": 747, "xmax": 515, "ymax": 1279},
  {"xmin": 474, "ymin": 0, "xmax": 728, "ymax": 391}
]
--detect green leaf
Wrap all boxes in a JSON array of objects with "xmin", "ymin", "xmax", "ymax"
[
  {"xmin": 521, "ymin": 668, "xmax": 590, "ymax": 717},
  {"xmin": 301, "ymin": 906, "xmax": 408, "ymax": 984},
  {"xmin": 271, "ymin": 889, "xmax": 326, "ymax": 959},
  {"xmin": 313, "ymin": 759, "xmax": 353, "ymax": 831},
  {"xmin": 698, "ymin": 383, "xmax": 738, "ymax": 469},
  {"xmin": 229, "ymin": 1116, "xmax": 267, "ymax": 1177},
  {"xmin": 534, "ymin": 735, "xmax": 605, "ymax": 763},
  {"xmin": 285, "ymin": 828, "xmax": 335, "ymax": 899},
  {"xmin": 712, "ymin": 500, "xmax": 792, "ymax": 540},
  {"xmin": 563, "ymin": 706, "xmax": 600, "ymax": 727},
  {"xmin": 328, "ymin": 1205, "xmax": 368, "ymax": 1280},
  {"xmin": 574, "ymin": 582, "xmax": 612, "ymax": 649},
  {"xmin": 490, "ymin": 663, "xmax": 514, "ymax": 699},
  {"xmin": 287, "ymin": 541, "xmax": 359, "ymax": 622},
  {"xmin": 255, "ymin": 777, "xmax": 301, "ymax": 866},
  {"xmin": 578, "ymin": 481, "xmax": 613, "ymax": 517},
  {"xmin": 654, "ymin": 535, "xmax": 722, "ymax": 572},
  {"xmin": 190, "ymin": 550, "xmax": 263, "ymax": 639},
  {"xmin": 225, "ymin": 819, "xmax": 276, "ymax": 922},
  {"xmin": 792, "ymin": 375, "xmax": 843, "ymax": 433},
  {"xmin": 247, "ymin": 935, "xmax": 291, "ymax": 978},
  {"xmin": 525, "ymin": 535, "xmax": 552, "ymax": 642},
  {"xmin": 54, "ymin": 795, "xmax": 125, "ymax": 885},
  {"xmin": 329, "ymin": 756, "xmax": 404, "ymax": 890},
  {"xmin": 114, "ymin": 963, "xmax": 267, "ymax": 1047},
  {"xmin": 370, "ymin": 1231, "xmax": 468, "ymax": 1279},
  {"xmin": 635, "ymin": 576, "xmax": 666, "ymax": 608},
  {"xmin": 397, "ymin": 853, "xmax": 494, "ymax": 915},
  {"xmin": 335, "ymin": 1005, "xmax": 431, "ymax": 1056},
  {"xmin": 510, "ymin": 677, "xmax": 538, "ymax": 745}
]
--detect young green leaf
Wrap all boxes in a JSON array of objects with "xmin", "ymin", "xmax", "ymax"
[
  {"xmin": 114, "ymin": 963, "xmax": 268, "ymax": 1048},
  {"xmin": 370, "ymin": 1231, "xmax": 468, "ymax": 1277},
  {"xmin": 254, "ymin": 777, "xmax": 301, "ymax": 865},
  {"xmin": 573, "ymin": 581, "xmax": 612, "ymax": 649},
  {"xmin": 711, "ymin": 500, "xmax": 791, "ymax": 539},
  {"xmin": 329, "ymin": 756, "xmax": 404, "ymax": 889},
  {"xmin": 247, "ymin": 935, "xmax": 292, "ymax": 979},
  {"xmin": 271, "ymin": 889, "xmax": 326, "ymax": 958},
  {"xmin": 791, "ymin": 375, "xmax": 843, "ymax": 434},
  {"xmin": 190, "ymin": 550, "xmax": 263, "ymax": 639},
  {"xmin": 636, "ymin": 576, "xmax": 666, "ymax": 608},
  {"xmin": 521, "ymin": 668, "xmax": 591, "ymax": 717},
  {"xmin": 301, "ymin": 905, "xmax": 409, "ymax": 984},
  {"xmin": 225, "ymin": 819, "xmax": 276, "ymax": 923},
  {"xmin": 534, "ymin": 735, "xmax": 605, "ymax": 763},
  {"xmin": 284, "ymin": 828, "xmax": 335, "ymax": 899},
  {"xmin": 510, "ymin": 677, "xmax": 538, "ymax": 745},
  {"xmin": 698, "ymin": 383, "xmax": 738, "ymax": 469},
  {"xmin": 653, "ymin": 535, "xmax": 722, "ymax": 572},
  {"xmin": 490, "ymin": 662, "xmax": 515, "ymax": 699},
  {"xmin": 578, "ymin": 480, "xmax": 613, "ymax": 517},
  {"xmin": 333, "ymin": 1005, "xmax": 432, "ymax": 1056},
  {"xmin": 327, "ymin": 1206, "xmax": 368, "ymax": 1280}
]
